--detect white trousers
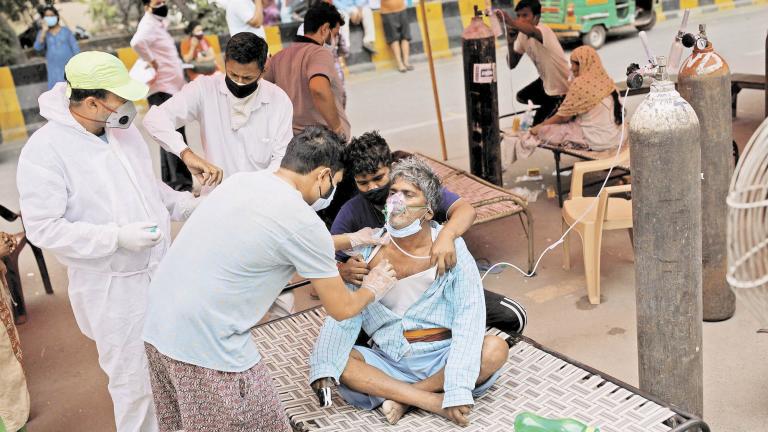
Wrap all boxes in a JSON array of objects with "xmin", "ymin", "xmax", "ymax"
[
  {"xmin": 340, "ymin": 6, "xmax": 376, "ymax": 50},
  {"xmin": 68, "ymin": 270, "xmax": 159, "ymax": 432}
]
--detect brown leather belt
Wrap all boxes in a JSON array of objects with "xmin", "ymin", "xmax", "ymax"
[{"xmin": 403, "ymin": 328, "xmax": 452, "ymax": 343}]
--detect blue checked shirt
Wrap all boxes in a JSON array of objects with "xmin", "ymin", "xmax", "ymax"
[{"xmin": 309, "ymin": 224, "xmax": 486, "ymax": 408}]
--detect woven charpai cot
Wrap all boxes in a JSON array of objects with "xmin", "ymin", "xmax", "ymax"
[
  {"xmin": 251, "ymin": 308, "xmax": 678, "ymax": 432},
  {"xmin": 415, "ymin": 153, "xmax": 527, "ymax": 225}
]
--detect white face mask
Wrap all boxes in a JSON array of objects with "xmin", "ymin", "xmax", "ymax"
[
  {"xmin": 311, "ymin": 171, "xmax": 336, "ymax": 211},
  {"xmin": 104, "ymin": 101, "xmax": 138, "ymax": 129}
]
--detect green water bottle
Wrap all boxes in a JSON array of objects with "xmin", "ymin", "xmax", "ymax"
[{"xmin": 514, "ymin": 412, "xmax": 600, "ymax": 432}]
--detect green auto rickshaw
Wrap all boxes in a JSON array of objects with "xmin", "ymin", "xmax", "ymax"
[{"xmin": 540, "ymin": 0, "xmax": 658, "ymax": 49}]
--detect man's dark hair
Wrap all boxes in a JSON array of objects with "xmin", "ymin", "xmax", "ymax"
[
  {"xmin": 515, "ymin": 0, "xmax": 541, "ymax": 16},
  {"xmin": 185, "ymin": 20, "xmax": 200, "ymax": 35},
  {"xmin": 42, "ymin": 6, "xmax": 59, "ymax": 16},
  {"xmin": 345, "ymin": 131, "xmax": 392, "ymax": 178},
  {"xmin": 141, "ymin": 0, "xmax": 151, "ymax": 5},
  {"xmin": 304, "ymin": 2, "xmax": 345, "ymax": 34},
  {"xmin": 281, "ymin": 126, "xmax": 346, "ymax": 175},
  {"xmin": 224, "ymin": 32, "xmax": 269, "ymax": 69},
  {"xmin": 65, "ymin": 74, "xmax": 108, "ymax": 102}
]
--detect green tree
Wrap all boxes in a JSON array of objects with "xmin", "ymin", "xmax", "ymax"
[
  {"xmin": 187, "ymin": 0, "xmax": 227, "ymax": 35},
  {"xmin": 0, "ymin": 0, "xmax": 41, "ymax": 66}
]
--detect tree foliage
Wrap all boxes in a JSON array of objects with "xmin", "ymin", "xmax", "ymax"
[
  {"xmin": 0, "ymin": 0, "xmax": 41, "ymax": 66},
  {"xmin": 1, "ymin": 0, "xmax": 41, "ymax": 21}
]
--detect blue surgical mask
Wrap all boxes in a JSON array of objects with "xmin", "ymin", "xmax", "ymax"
[
  {"xmin": 44, "ymin": 16, "xmax": 58, "ymax": 27},
  {"xmin": 385, "ymin": 217, "xmax": 423, "ymax": 238},
  {"xmin": 311, "ymin": 172, "xmax": 336, "ymax": 211}
]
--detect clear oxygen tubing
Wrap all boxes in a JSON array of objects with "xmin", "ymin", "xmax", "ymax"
[{"xmin": 480, "ymin": 87, "xmax": 632, "ymax": 282}]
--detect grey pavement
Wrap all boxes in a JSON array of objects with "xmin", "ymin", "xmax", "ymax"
[{"xmin": 1, "ymin": 5, "xmax": 767, "ymax": 431}]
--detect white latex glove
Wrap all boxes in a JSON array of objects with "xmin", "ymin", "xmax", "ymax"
[
  {"xmin": 360, "ymin": 259, "xmax": 397, "ymax": 302},
  {"xmin": 118, "ymin": 221, "xmax": 163, "ymax": 252},
  {"xmin": 347, "ymin": 227, "xmax": 389, "ymax": 248}
]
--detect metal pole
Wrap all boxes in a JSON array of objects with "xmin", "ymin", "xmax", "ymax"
[
  {"xmin": 418, "ymin": 0, "xmax": 448, "ymax": 161},
  {"xmin": 462, "ymin": 9, "xmax": 502, "ymax": 186},
  {"xmin": 630, "ymin": 58, "xmax": 704, "ymax": 417},
  {"xmin": 678, "ymin": 32, "xmax": 735, "ymax": 322}
]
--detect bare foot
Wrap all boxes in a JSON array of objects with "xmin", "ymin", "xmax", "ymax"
[{"xmin": 381, "ymin": 399, "xmax": 409, "ymax": 425}]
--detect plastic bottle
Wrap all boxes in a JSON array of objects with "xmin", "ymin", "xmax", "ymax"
[
  {"xmin": 485, "ymin": 0, "xmax": 503, "ymax": 37},
  {"xmin": 520, "ymin": 100, "xmax": 535, "ymax": 131},
  {"xmin": 514, "ymin": 412, "xmax": 600, "ymax": 432},
  {"xmin": 667, "ymin": 9, "xmax": 690, "ymax": 71}
]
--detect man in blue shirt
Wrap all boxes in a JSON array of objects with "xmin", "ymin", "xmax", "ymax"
[
  {"xmin": 312, "ymin": 158, "xmax": 510, "ymax": 426},
  {"xmin": 331, "ymin": 132, "xmax": 527, "ymax": 335},
  {"xmin": 142, "ymin": 127, "xmax": 398, "ymax": 432}
]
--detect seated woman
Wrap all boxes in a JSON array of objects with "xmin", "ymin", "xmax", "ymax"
[
  {"xmin": 310, "ymin": 158, "xmax": 510, "ymax": 427},
  {"xmin": 530, "ymin": 45, "xmax": 624, "ymax": 151},
  {"xmin": 504, "ymin": 46, "xmax": 624, "ymax": 164},
  {"xmin": 180, "ymin": 20, "xmax": 220, "ymax": 81}
]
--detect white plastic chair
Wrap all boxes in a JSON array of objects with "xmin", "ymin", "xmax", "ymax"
[{"xmin": 562, "ymin": 152, "xmax": 633, "ymax": 304}]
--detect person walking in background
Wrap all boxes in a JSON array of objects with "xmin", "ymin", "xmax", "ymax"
[
  {"xmin": 131, "ymin": 0, "xmax": 193, "ymax": 192},
  {"xmin": 34, "ymin": 6, "xmax": 79, "ymax": 89},
  {"xmin": 335, "ymin": 0, "xmax": 377, "ymax": 54},
  {"xmin": 264, "ymin": 2, "xmax": 350, "ymax": 139},
  {"xmin": 380, "ymin": 0, "xmax": 411, "ymax": 73},
  {"xmin": 226, "ymin": 0, "xmax": 266, "ymax": 38},
  {"xmin": 181, "ymin": 20, "xmax": 220, "ymax": 81}
]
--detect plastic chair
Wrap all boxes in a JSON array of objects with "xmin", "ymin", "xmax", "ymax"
[
  {"xmin": 561, "ymin": 153, "xmax": 633, "ymax": 305},
  {"xmin": 1, "ymin": 203, "xmax": 54, "ymax": 323}
]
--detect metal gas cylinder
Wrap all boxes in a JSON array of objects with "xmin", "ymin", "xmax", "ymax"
[
  {"xmin": 630, "ymin": 60, "xmax": 704, "ymax": 417},
  {"xmin": 678, "ymin": 28, "xmax": 735, "ymax": 322},
  {"xmin": 462, "ymin": 7, "xmax": 501, "ymax": 186}
]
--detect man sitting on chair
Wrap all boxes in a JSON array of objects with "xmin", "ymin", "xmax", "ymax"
[{"xmin": 309, "ymin": 158, "xmax": 510, "ymax": 427}]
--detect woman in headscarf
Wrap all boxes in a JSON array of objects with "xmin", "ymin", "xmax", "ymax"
[{"xmin": 530, "ymin": 45, "xmax": 624, "ymax": 151}]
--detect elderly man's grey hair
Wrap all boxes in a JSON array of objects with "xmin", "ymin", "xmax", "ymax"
[{"xmin": 390, "ymin": 157, "xmax": 443, "ymax": 212}]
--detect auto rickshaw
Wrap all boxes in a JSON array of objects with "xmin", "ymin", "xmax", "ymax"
[{"xmin": 540, "ymin": 0, "xmax": 658, "ymax": 49}]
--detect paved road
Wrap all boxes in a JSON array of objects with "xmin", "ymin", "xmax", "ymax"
[{"xmin": 344, "ymin": 4, "xmax": 767, "ymax": 166}]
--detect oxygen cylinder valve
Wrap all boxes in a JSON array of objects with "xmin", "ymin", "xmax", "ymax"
[
  {"xmin": 681, "ymin": 24, "xmax": 709, "ymax": 50},
  {"xmin": 626, "ymin": 63, "xmax": 644, "ymax": 89},
  {"xmin": 626, "ymin": 56, "xmax": 668, "ymax": 89},
  {"xmin": 626, "ymin": 32, "xmax": 670, "ymax": 88}
]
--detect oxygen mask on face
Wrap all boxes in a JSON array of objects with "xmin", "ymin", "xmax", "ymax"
[{"xmin": 384, "ymin": 192, "xmax": 408, "ymax": 222}]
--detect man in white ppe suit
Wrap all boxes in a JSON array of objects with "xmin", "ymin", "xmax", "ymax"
[
  {"xmin": 16, "ymin": 51, "xmax": 218, "ymax": 432},
  {"xmin": 143, "ymin": 31, "xmax": 293, "ymax": 178}
]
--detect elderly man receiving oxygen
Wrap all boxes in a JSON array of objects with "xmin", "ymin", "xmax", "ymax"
[{"xmin": 310, "ymin": 158, "xmax": 509, "ymax": 427}]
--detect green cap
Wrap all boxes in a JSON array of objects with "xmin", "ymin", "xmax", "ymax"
[{"xmin": 64, "ymin": 51, "xmax": 149, "ymax": 101}]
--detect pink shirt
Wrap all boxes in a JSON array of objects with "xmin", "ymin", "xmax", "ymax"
[{"xmin": 130, "ymin": 13, "xmax": 185, "ymax": 96}]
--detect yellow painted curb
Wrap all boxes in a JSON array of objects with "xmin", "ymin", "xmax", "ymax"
[
  {"xmin": 0, "ymin": 67, "xmax": 27, "ymax": 143},
  {"xmin": 680, "ymin": 0, "xmax": 700, "ymax": 10},
  {"xmin": 264, "ymin": 26, "xmax": 283, "ymax": 54},
  {"xmin": 416, "ymin": 0, "xmax": 452, "ymax": 60}
]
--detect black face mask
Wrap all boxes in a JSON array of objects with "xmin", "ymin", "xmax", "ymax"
[
  {"xmin": 225, "ymin": 75, "xmax": 259, "ymax": 98},
  {"xmin": 362, "ymin": 183, "xmax": 390, "ymax": 206},
  {"xmin": 152, "ymin": 5, "xmax": 169, "ymax": 17}
]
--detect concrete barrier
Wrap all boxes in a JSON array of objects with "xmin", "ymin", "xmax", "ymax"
[{"xmin": 0, "ymin": 0, "xmax": 761, "ymax": 143}]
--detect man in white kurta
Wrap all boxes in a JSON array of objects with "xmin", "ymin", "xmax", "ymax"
[
  {"xmin": 143, "ymin": 31, "xmax": 293, "ymax": 178},
  {"xmin": 16, "ymin": 51, "xmax": 204, "ymax": 432}
]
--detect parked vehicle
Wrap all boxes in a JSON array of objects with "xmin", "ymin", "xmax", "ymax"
[{"xmin": 540, "ymin": 0, "xmax": 657, "ymax": 49}]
